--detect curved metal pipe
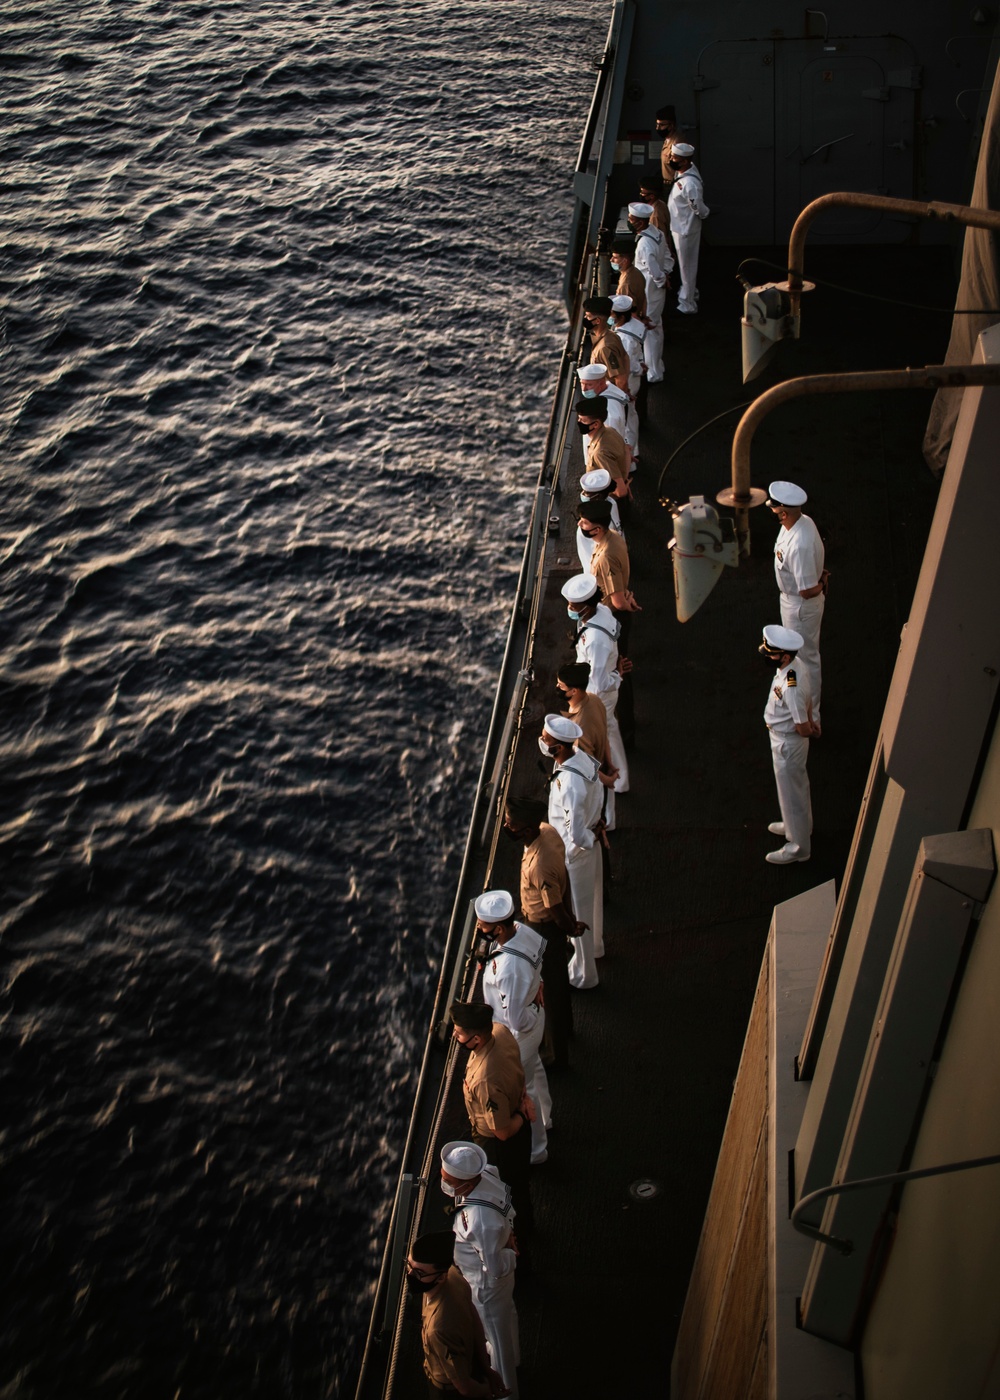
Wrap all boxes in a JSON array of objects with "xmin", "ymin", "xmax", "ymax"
[
  {"xmin": 719, "ymin": 363, "xmax": 1000, "ymax": 555},
  {"xmin": 792, "ymin": 1151, "xmax": 1000, "ymax": 1256},
  {"xmin": 786, "ymin": 194, "xmax": 1000, "ymax": 315}
]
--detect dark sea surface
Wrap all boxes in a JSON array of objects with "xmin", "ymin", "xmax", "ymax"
[{"xmin": 0, "ymin": 3, "xmax": 606, "ymax": 1394}]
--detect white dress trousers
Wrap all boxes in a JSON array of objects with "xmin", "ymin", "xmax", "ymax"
[
  {"xmin": 642, "ymin": 277, "xmax": 666, "ymax": 380},
  {"xmin": 769, "ymin": 729, "xmax": 812, "ymax": 855},
  {"xmin": 674, "ymin": 226, "xmax": 702, "ymax": 313},
  {"xmin": 779, "ymin": 592, "xmax": 824, "ymax": 726},
  {"xmin": 566, "ymin": 842, "xmax": 603, "ymax": 982},
  {"xmin": 453, "ymin": 1170, "xmax": 519, "ymax": 1397}
]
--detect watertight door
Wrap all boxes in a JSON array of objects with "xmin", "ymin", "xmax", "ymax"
[{"xmin": 695, "ymin": 36, "xmax": 917, "ymax": 245}]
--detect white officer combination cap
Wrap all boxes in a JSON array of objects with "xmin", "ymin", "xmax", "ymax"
[
  {"xmin": 543, "ymin": 713, "xmax": 584, "ymax": 742},
  {"xmin": 577, "ymin": 364, "xmax": 605, "ymax": 381},
  {"xmin": 580, "ymin": 468, "xmax": 612, "ymax": 493},
  {"xmin": 673, "ymin": 142, "xmax": 695, "ymax": 157},
  {"xmin": 474, "ymin": 889, "xmax": 515, "ymax": 922},
  {"xmin": 767, "ymin": 480, "xmax": 807, "ymax": 507},
  {"xmin": 441, "ymin": 1141, "xmax": 488, "ymax": 1179},
  {"xmin": 560, "ymin": 573, "xmax": 600, "ymax": 604},
  {"xmin": 628, "ymin": 201, "xmax": 654, "ymax": 219},
  {"xmin": 763, "ymin": 624, "xmax": 804, "ymax": 652},
  {"xmin": 610, "ymin": 294, "xmax": 633, "ymax": 312}
]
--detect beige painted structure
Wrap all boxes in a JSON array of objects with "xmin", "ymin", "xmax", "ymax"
[{"xmin": 671, "ymin": 327, "xmax": 1000, "ymax": 1396}]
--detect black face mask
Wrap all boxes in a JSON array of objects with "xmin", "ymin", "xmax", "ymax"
[
  {"xmin": 668, "ymin": 159, "xmax": 682, "ymax": 171},
  {"xmin": 407, "ymin": 1271, "xmax": 443, "ymax": 1295},
  {"xmin": 577, "ymin": 421, "xmax": 594, "ymax": 435},
  {"xmin": 759, "ymin": 645, "xmax": 784, "ymax": 666},
  {"xmin": 501, "ymin": 824, "xmax": 525, "ymax": 843},
  {"xmin": 579, "ymin": 525, "xmax": 598, "ymax": 538}
]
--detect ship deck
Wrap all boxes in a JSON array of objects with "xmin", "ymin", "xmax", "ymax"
[{"xmin": 396, "ymin": 240, "xmax": 950, "ymax": 1397}]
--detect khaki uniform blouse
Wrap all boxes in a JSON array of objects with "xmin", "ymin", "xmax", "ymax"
[
  {"xmin": 462, "ymin": 1025, "xmax": 526, "ymax": 1140},
  {"xmin": 519, "ymin": 823, "xmax": 569, "ymax": 924}
]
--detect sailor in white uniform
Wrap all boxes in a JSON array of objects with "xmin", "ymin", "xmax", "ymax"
[
  {"xmin": 768, "ymin": 480, "xmax": 827, "ymax": 729},
  {"xmin": 562, "ymin": 573, "xmax": 628, "ymax": 798},
  {"xmin": 576, "ymin": 362, "xmax": 630, "ymax": 459},
  {"xmin": 575, "ymin": 469, "xmax": 623, "ymax": 573},
  {"xmin": 440, "ymin": 1140, "xmax": 520, "ymax": 1398},
  {"xmin": 611, "ymin": 293, "xmax": 646, "ymax": 401},
  {"xmin": 628, "ymin": 200, "xmax": 673, "ymax": 383},
  {"xmin": 475, "ymin": 889, "xmax": 551, "ymax": 1164},
  {"xmin": 541, "ymin": 713, "xmax": 604, "ymax": 987},
  {"xmin": 666, "ymin": 143, "xmax": 708, "ymax": 315},
  {"xmin": 761, "ymin": 624, "xmax": 817, "ymax": 865}
]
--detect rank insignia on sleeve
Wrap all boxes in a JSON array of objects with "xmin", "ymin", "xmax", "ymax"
[{"xmin": 787, "ymin": 670, "xmax": 797, "ymax": 686}]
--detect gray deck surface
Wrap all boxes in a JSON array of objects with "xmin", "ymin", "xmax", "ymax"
[{"xmin": 393, "ymin": 239, "xmax": 949, "ymax": 1397}]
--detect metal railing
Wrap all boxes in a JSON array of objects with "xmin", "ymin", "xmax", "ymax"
[
  {"xmin": 352, "ymin": 233, "xmax": 609, "ymax": 1400},
  {"xmin": 792, "ymin": 1152, "xmax": 1000, "ymax": 1255}
]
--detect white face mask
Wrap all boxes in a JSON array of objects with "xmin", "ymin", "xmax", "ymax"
[
  {"xmin": 538, "ymin": 736, "xmax": 557, "ymax": 758},
  {"xmin": 441, "ymin": 1180, "xmax": 457, "ymax": 1198}
]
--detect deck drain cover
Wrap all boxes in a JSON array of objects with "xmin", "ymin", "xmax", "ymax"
[{"xmin": 629, "ymin": 1178, "xmax": 662, "ymax": 1202}]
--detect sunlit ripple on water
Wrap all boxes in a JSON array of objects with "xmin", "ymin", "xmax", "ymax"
[{"xmin": 0, "ymin": 1, "xmax": 607, "ymax": 1394}]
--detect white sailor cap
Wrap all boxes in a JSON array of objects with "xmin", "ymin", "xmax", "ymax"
[
  {"xmin": 473, "ymin": 889, "xmax": 514, "ymax": 923},
  {"xmin": 441, "ymin": 1141, "xmax": 488, "ymax": 1180},
  {"xmin": 543, "ymin": 713, "xmax": 583, "ymax": 742},
  {"xmin": 673, "ymin": 142, "xmax": 695, "ymax": 157},
  {"xmin": 580, "ymin": 468, "xmax": 612, "ymax": 493},
  {"xmin": 628, "ymin": 201, "xmax": 654, "ymax": 219},
  {"xmin": 763, "ymin": 624, "xmax": 804, "ymax": 652},
  {"xmin": 577, "ymin": 364, "xmax": 605, "ymax": 381},
  {"xmin": 560, "ymin": 573, "xmax": 600, "ymax": 604},
  {"xmin": 767, "ymin": 480, "xmax": 808, "ymax": 508},
  {"xmin": 610, "ymin": 294, "xmax": 633, "ymax": 313}
]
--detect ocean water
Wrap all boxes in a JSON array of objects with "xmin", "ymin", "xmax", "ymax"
[{"xmin": 0, "ymin": 2, "xmax": 606, "ymax": 1394}]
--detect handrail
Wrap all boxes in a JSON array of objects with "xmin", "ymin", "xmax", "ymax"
[
  {"xmin": 353, "ymin": 229, "xmax": 612, "ymax": 1400},
  {"xmin": 354, "ymin": 27, "xmax": 615, "ymax": 1380},
  {"xmin": 791, "ymin": 1152, "xmax": 1000, "ymax": 1255},
  {"xmin": 574, "ymin": 2, "xmax": 622, "ymax": 175}
]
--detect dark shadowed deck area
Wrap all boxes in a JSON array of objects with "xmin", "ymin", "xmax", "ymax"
[{"xmin": 390, "ymin": 240, "xmax": 950, "ymax": 1397}]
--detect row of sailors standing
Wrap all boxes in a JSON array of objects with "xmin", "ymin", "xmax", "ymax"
[
  {"xmin": 410, "ymin": 512, "xmax": 644, "ymax": 1396},
  {"xmin": 406, "ymin": 153, "xmax": 716, "ymax": 1400}
]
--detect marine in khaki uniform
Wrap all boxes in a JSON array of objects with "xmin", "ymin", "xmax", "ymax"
[
  {"xmin": 611, "ymin": 240, "xmax": 647, "ymax": 319},
  {"xmin": 406, "ymin": 1229, "xmax": 507, "ymax": 1400},
  {"xmin": 579, "ymin": 502, "xmax": 637, "ymax": 609},
  {"xmin": 451, "ymin": 1000, "xmax": 535, "ymax": 1244},
  {"xmin": 655, "ymin": 103, "xmax": 679, "ymax": 187},
  {"xmin": 580, "ymin": 498, "xmax": 641, "ymax": 658},
  {"xmin": 575, "ymin": 397, "xmax": 629, "ymax": 499},
  {"xmin": 639, "ymin": 172, "xmax": 671, "ymax": 237},
  {"xmin": 582, "ymin": 294, "xmax": 629, "ymax": 387},
  {"xmin": 577, "ymin": 362, "xmax": 638, "ymax": 473},
  {"xmin": 504, "ymin": 796, "xmax": 579, "ymax": 1070}
]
